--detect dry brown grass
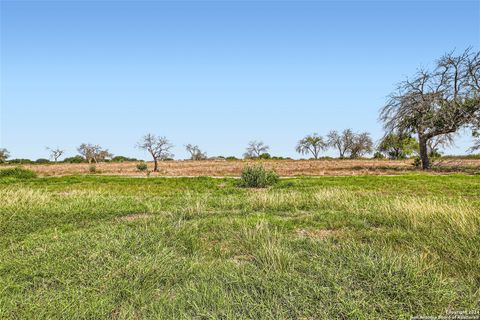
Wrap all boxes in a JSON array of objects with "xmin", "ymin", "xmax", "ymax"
[
  {"xmin": 117, "ymin": 213, "xmax": 153, "ymax": 222},
  {"xmin": 295, "ymin": 228, "xmax": 343, "ymax": 239},
  {"xmin": 5, "ymin": 158, "xmax": 480, "ymax": 177}
]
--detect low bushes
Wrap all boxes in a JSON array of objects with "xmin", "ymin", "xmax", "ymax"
[{"xmin": 238, "ymin": 165, "xmax": 279, "ymax": 188}]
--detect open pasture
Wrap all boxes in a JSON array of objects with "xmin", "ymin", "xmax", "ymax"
[
  {"xmin": 13, "ymin": 158, "xmax": 480, "ymax": 177},
  {"xmin": 0, "ymin": 174, "xmax": 479, "ymax": 319}
]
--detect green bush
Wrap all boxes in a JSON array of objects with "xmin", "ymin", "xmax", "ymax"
[
  {"xmin": 136, "ymin": 162, "xmax": 148, "ymax": 172},
  {"xmin": 237, "ymin": 165, "xmax": 279, "ymax": 188},
  {"xmin": 63, "ymin": 156, "xmax": 85, "ymax": 163},
  {"xmin": 89, "ymin": 165, "xmax": 97, "ymax": 173},
  {"xmin": 35, "ymin": 158, "xmax": 51, "ymax": 164},
  {"xmin": 0, "ymin": 167, "xmax": 37, "ymax": 179},
  {"xmin": 112, "ymin": 156, "xmax": 138, "ymax": 162}
]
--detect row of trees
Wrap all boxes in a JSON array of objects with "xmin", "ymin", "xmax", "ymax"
[
  {"xmin": 296, "ymin": 130, "xmax": 374, "ymax": 159},
  {"xmin": 0, "ymin": 128, "xmax": 460, "ymax": 169}
]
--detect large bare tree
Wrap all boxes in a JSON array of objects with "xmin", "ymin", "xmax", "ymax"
[
  {"xmin": 327, "ymin": 129, "xmax": 373, "ymax": 158},
  {"xmin": 296, "ymin": 133, "xmax": 327, "ymax": 159},
  {"xmin": 244, "ymin": 141, "xmax": 269, "ymax": 159},
  {"xmin": 137, "ymin": 134, "xmax": 173, "ymax": 172},
  {"xmin": 349, "ymin": 132, "xmax": 373, "ymax": 158},
  {"xmin": 380, "ymin": 49, "xmax": 480, "ymax": 169},
  {"xmin": 0, "ymin": 148, "xmax": 10, "ymax": 163},
  {"xmin": 327, "ymin": 129, "xmax": 355, "ymax": 158},
  {"xmin": 46, "ymin": 147, "xmax": 65, "ymax": 162},
  {"xmin": 185, "ymin": 144, "xmax": 207, "ymax": 160},
  {"xmin": 77, "ymin": 144, "xmax": 112, "ymax": 163}
]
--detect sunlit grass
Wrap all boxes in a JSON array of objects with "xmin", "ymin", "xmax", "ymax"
[{"xmin": 0, "ymin": 174, "xmax": 479, "ymax": 318}]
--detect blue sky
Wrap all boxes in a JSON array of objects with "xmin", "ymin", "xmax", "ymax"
[{"xmin": 1, "ymin": 0, "xmax": 479, "ymax": 160}]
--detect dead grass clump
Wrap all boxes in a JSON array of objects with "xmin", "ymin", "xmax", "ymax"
[
  {"xmin": 118, "ymin": 213, "xmax": 152, "ymax": 222},
  {"xmin": 296, "ymin": 228, "xmax": 343, "ymax": 239}
]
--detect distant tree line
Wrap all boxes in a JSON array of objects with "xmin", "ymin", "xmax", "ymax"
[
  {"xmin": 1, "ymin": 50, "xmax": 478, "ymax": 170},
  {"xmin": 0, "ymin": 128, "xmax": 471, "ymax": 169}
]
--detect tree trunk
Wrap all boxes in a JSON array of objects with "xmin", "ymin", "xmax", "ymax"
[
  {"xmin": 153, "ymin": 158, "xmax": 158, "ymax": 172},
  {"xmin": 418, "ymin": 136, "xmax": 430, "ymax": 170}
]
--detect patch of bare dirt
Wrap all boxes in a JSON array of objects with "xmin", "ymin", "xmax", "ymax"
[{"xmin": 230, "ymin": 254, "xmax": 255, "ymax": 266}]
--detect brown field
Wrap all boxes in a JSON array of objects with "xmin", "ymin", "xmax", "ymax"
[{"xmin": 6, "ymin": 158, "xmax": 480, "ymax": 177}]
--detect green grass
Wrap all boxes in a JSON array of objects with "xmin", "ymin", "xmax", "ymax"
[
  {"xmin": 0, "ymin": 167, "xmax": 37, "ymax": 180},
  {"xmin": 0, "ymin": 174, "xmax": 479, "ymax": 319}
]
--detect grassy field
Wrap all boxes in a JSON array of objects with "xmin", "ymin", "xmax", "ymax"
[
  {"xmin": 0, "ymin": 173, "xmax": 479, "ymax": 319},
  {"xmin": 13, "ymin": 158, "xmax": 480, "ymax": 176}
]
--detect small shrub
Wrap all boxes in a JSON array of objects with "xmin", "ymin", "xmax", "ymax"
[
  {"xmin": 0, "ymin": 167, "xmax": 37, "ymax": 179},
  {"xmin": 237, "ymin": 165, "xmax": 279, "ymax": 188},
  {"xmin": 89, "ymin": 165, "xmax": 97, "ymax": 173},
  {"xmin": 136, "ymin": 162, "xmax": 148, "ymax": 172},
  {"xmin": 226, "ymin": 156, "xmax": 238, "ymax": 161},
  {"xmin": 412, "ymin": 157, "xmax": 422, "ymax": 168}
]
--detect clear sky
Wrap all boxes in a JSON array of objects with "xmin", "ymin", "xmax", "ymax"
[{"xmin": 1, "ymin": 0, "xmax": 479, "ymax": 160}]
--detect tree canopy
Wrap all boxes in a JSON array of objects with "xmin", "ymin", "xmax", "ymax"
[
  {"xmin": 380, "ymin": 48, "xmax": 480, "ymax": 169},
  {"xmin": 296, "ymin": 133, "xmax": 327, "ymax": 159}
]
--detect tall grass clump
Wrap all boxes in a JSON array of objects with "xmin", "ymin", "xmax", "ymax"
[
  {"xmin": 0, "ymin": 167, "xmax": 37, "ymax": 179},
  {"xmin": 237, "ymin": 165, "xmax": 279, "ymax": 188}
]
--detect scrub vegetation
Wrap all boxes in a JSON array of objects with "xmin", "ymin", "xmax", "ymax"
[{"xmin": 0, "ymin": 173, "xmax": 479, "ymax": 319}]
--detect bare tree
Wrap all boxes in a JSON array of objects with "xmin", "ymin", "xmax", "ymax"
[
  {"xmin": 427, "ymin": 133, "xmax": 455, "ymax": 157},
  {"xmin": 327, "ymin": 129, "xmax": 355, "ymax": 158},
  {"xmin": 97, "ymin": 150, "xmax": 113, "ymax": 162},
  {"xmin": 46, "ymin": 147, "xmax": 65, "ymax": 162},
  {"xmin": 77, "ymin": 144, "xmax": 112, "ymax": 163},
  {"xmin": 350, "ymin": 132, "xmax": 373, "ymax": 158},
  {"xmin": 296, "ymin": 133, "xmax": 327, "ymax": 159},
  {"xmin": 244, "ymin": 141, "xmax": 269, "ymax": 159},
  {"xmin": 0, "ymin": 148, "xmax": 10, "ymax": 163},
  {"xmin": 137, "ymin": 134, "xmax": 173, "ymax": 172},
  {"xmin": 185, "ymin": 144, "xmax": 207, "ymax": 160},
  {"xmin": 380, "ymin": 48, "xmax": 480, "ymax": 169}
]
